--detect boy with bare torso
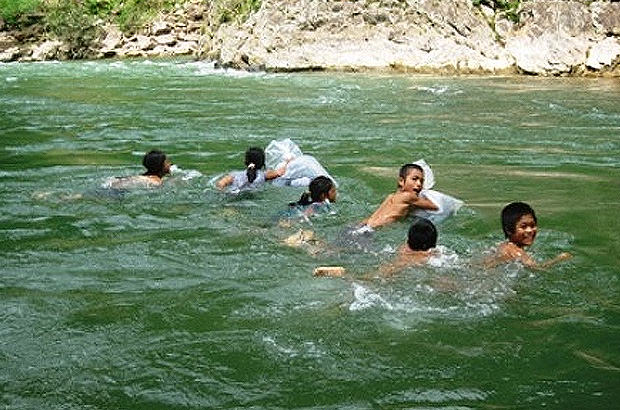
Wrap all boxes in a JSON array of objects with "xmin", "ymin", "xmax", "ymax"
[{"xmin": 362, "ymin": 163, "xmax": 438, "ymax": 229}]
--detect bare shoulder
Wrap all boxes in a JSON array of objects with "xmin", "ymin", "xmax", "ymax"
[
  {"xmin": 498, "ymin": 241, "xmax": 524, "ymax": 259},
  {"xmin": 393, "ymin": 190, "xmax": 417, "ymax": 204},
  {"xmin": 108, "ymin": 175, "xmax": 161, "ymax": 189}
]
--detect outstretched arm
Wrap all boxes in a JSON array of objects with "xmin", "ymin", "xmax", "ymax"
[
  {"xmin": 265, "ymin": 159, "xmax": 291, "ymax": 180},
  {"xmin": 216, "ymin": 174, "xmax": 233, "ymax": 189},
  {"xmin": 538, "ymin": 252, "xmax": 573, "ymax": 269},
  {"xmin": 485, "ymin": 242, "xmax": 572, "ymax": 270}
]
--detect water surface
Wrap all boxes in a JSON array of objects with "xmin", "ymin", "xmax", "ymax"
[{"xmin": 1, "ymin": 60, "xmax": 619, "ymax": 409}]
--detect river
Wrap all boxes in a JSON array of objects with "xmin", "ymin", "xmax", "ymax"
[{"xmin": 1, "ymin": 60, "xmax": 619, "ymax": 409}]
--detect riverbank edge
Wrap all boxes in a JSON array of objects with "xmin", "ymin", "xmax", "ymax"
[{"xmin": 1, "ymin": 0, "xmax": 619, "ymax": 77}]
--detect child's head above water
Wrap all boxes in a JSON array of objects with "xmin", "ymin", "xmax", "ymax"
[
  {"xmin": 398, "ymin": 163, "xmax": 425, "ymax": 194},
  {"xmin": 501, "ymin": 201, "xmax": 538, "ymax": 248},
  {"xmin": 292, "ymin": 176, "xmax": 337, "ymax": 206},
  {"xmin": 142, "ymin": 150, "xmax": 171, "ymax": 178},
  {"xmin": 245, "ymin": 147, "xmax": 265, "ymax": 183},
  {"xmin": 407, "ymin": 216, "xmax": 437, "ymax": 251}
]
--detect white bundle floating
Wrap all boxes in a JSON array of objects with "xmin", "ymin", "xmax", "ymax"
[
  {"xmin": 265, "ymin": 138, "xmax": 337, "ymax": 187},
  {"xmin": 412, "ymin": 159, "xmax": 463, "ymax": 223}
]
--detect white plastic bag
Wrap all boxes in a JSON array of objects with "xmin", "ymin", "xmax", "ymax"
[
  {"xmin": 411, "ymin": 159, "xmax": 463, "ymax": 223},
  {"xmin": 414, "ymin": 189, "xmax": 464, "ymax": 223},
  {"xmin": 265, "ymin": 138, "xmax": 303, "ymax": 170},
  {"xmin": 265, "ymin": 139, "xmax": 337, "ymax": 187}
]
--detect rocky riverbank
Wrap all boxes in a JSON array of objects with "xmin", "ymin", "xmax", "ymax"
[{"xmin": 1, "ymin": 0, "xmax": 620, "ymax": 76}]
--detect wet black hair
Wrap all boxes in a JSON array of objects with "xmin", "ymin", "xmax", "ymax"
[
  {"xmin": 501, "ymin": 202, "xmax": 537, "ymax": 238},
  {"xmin": 407, "ymin": 216, "xmax": 437, "ymax": 251},
  {"xmin": 245, "ymin": 147, "xmax": 265, "ymax": 183},
  {"xmin": 399, "ymin": 163, "xmax": 424, "ymax": 180},
  {"xmin": 142, "ymin": 150, "xmax": 167, "ymax": 178},
  {"xmin": 291, "ymin": 176, "xmax": 335, "ymax": 206}
]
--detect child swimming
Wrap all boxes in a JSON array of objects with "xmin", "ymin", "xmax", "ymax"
[
  {"xmin": 216, "ymin": 147, "xmax": 288, "ymax": 192},
  {"xmin": 314, "ymin": 217, "xmax": 439, "ymax": 278},
  {"xmin": 357, "ymin": 163, "xmax": 439, "ymax": 231},
  {"xmin": 289, "ymin": 175, "xmax": 337, "ymax": 217},
  {"xmin": 486, "ymin": 201, "xmax": 572, "ymax": 269},
  {"xmin": 104, "ymin": 150, "xmax": 171, "ymax": 189}
]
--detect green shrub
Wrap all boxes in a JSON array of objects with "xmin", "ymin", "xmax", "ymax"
[
  {"xmin": 0, "ymin": 0, "xmax": 42, "ymax": 26},
  {"xmin": 116, "ymin": 0, "xmax": 183, "ymax": 32},
  {"xmin": 473, "ymin": 0, "xmax": 521, "ymax": 23},
  {"xmin": 216, "ymin": 0, "xmax": 261, "ymax": 24},
  {"xmin": 43, "ymin": 1, "xmax": 97, "ymax": 58}
]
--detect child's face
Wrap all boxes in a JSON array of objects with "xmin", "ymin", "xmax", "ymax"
[
  {"xmin": 163, "ymin": 159, "xmax": 172, "ymax": 175},
  {"xmin": 327, "ymin": 186, "xmax": 337, "ymax": 202},
  {"xmin": 399, "ymin": 168, "xmax": 424, "ymax": 193},
  {"xmin": 509, "ymin": 213, "xmax": 538, "ymax": 247}
]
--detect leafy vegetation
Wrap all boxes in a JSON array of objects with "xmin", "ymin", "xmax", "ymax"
[
  {"xmin": 0, "ymin": 0, "xmax": 42, "ymax": 25},
  {"xmin": 0, "ymin": 0, "xmax": 187, "ymax": 31},
  {"xmin": 473, "ymin": 0, "xmax": 521, "ymax": 23},
  {"xmin": 215, "ymin": 0, "xmax": 261, "ymax": 24}
]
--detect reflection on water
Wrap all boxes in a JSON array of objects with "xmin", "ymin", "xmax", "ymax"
[{"xmin": 1, "ymin": 60, "xmax": 619, "ymax": 409}]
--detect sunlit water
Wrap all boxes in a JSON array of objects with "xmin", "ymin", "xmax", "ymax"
[{"xmin": 1, "ymin": 60, "xmax": 619, "ymax": 409}]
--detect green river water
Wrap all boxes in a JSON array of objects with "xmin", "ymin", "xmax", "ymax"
[{"xmin": 1, "ymin": 60, "xmax": 619, "ymax": 409}]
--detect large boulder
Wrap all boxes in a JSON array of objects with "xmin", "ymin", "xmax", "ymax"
[
  {"xmin": 214, "ymin": 0, "xmax": 513, "ymax": 73},
  {"xmin": 505, "ymin": 1, "xmax": 594, "ymax": 74},
  {"xmin": 592, "ymin": 1, "xmax": 620, "ymax": 35},
  {"xmin": 100, "ymin": 25, "xmax": 123, "ymax": 50},
  {"xmin": 0, "ymin": 46, "xmax": 20, "ymax": 62},
  {"xmin": 31, "ymin": 40, "xmax": 63, "ymax": 61},
  {"xmin": 586, "ymin": 37, "xmax": 620, "ymax": 70}
]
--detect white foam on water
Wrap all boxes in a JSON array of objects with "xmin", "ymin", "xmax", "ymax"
[
  {"xmin": 349, "ymin": 283, "xmax": 394, "ymax": 311},
  {"xmin": 262, "ymin": 335, "xmax": 326, "ymax": 359},
  {"xmin": 170, "ymin": 165, "xmax": 202, "ymax": 181}
]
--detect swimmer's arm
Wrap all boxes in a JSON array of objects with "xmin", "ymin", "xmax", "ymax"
[
  {"xmin": 216, "ymin": 174, "xmax": 233, "ymax": 189},
  {"xmin": 484, "ymin": 242, "xmax": 533, "ymax": 269},
  {"xmin": 409, "ymin": 193, "xmax": 439, "ymax": 211},
  {"xmin": 485, "ymin": 243, "xmax": 571, "ymax": 270},
  {"xmin": 265, "ymin": 159, "xmax": 291, "ymax": 180},
  {"xmin": 536, "ymin": 252, "xmax": 573, "ymax": 270}
]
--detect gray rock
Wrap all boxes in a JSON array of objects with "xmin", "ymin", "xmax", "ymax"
[
  {"xmin": 155, "ymin": 34, "xmax": 177, "ymax": 46},
  {"xmin": 215, "ymin": 0, "xmax": 513, "ymax": 73},
  {"xmin": 100, "ymin": 25, "xmax": 123, "ymax": 50},
  {"xmin": 171, "ymin": 41, "xmax": 197, "ymax": 55},
  {"xmin": 0, "ymin": 33, "xmax": 18, "ymax": 51},
  {"xmin": 31, "ymin": 40, "xmax": 63, "ymax": 61},
  {"xmin": 505, "ymin": 1, "xmax": 593, "ymax": 75},
  {"xmin": 126, "ymin": 34, "xmax": 153, "ymax": 51},
  {"xmin": 0, "ymin": 46, "xmax": 20, "ymax": 62},
  {"xmin": 592, "ymin": 2, "xmax": 620, "ymax": 36},
  {"xmin": 148, "ymin": 45, "xmax": 171, "ymax": 56},
  {"xmin": 151, "ymin": 20, "xmax": 171, "ymax": 36},
  {"xmin": 586, "ymin": 37, "xmax": 620, "ymax": 69}
]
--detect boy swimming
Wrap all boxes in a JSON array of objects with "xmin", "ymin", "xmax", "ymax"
[
  {"xmin": 360, "ymin": 163, "xmax": 438, "ymax": 230},
  {"xmin": 487, "ymin": 201, "xmax": 572, "ymax": 269},
  {"xmin": 104, "ymin": 150, "xmax": 171, "ymax": 189},
  {"xmin": 314, "ymin": 217, "xmax": 438, "ymax": 278},
  {"xmin": 377, "ymin": 216, "xmax": 438, "ymax": 276},
  {"xmin": 216, "ymin": 147, "xmax": 288, "ymax": 192}
]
